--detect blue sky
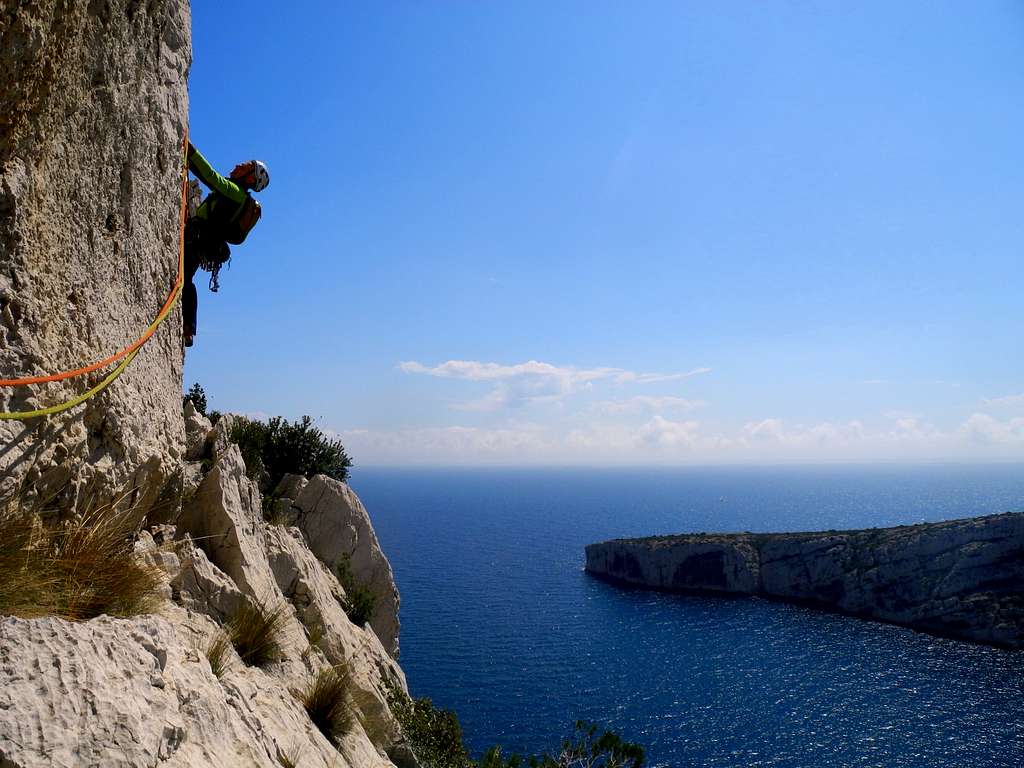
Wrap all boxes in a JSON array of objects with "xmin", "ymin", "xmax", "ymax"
[{"xmin": 185, "ymin": 1, "xmax": 1024, "ymax": 465}]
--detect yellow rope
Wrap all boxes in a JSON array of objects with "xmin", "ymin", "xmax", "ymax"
[
  {"xmin": 0, "ymin": 347, "xmax": 141, "ymax": 420},
  {"xmin": 0, "ymin": 135, "xmax": 188, "ymax": 421}
]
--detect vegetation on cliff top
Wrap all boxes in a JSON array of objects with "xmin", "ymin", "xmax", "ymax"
[
  {"xmin": 231, "ymin": 415, "xmax": 352, "ymax": 490},
  {"xmin": 183, "ymin": 382, "xmax": 353, "ymax": 489}
]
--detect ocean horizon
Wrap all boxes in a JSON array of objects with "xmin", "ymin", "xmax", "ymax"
[{"xmin": 353, "ymin": 464, "xmax": 1024, "ymax": 768}]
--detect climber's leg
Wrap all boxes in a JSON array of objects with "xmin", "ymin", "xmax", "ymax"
[{"xmin": 183, "ymin": 220, "xmax": 202, "ymax": 345}]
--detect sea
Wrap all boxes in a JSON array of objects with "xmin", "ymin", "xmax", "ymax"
[{"xmin": 351, "ymin": 465, "xmax": 1024, "ymax": 768}]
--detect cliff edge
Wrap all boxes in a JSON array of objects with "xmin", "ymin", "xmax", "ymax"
[
  {"xmin": 0, "ymin": 413, "xmax": 413, "ymax": 768},
  {"xmin": 586, "ymin": 513, "xmax": 1024, "ymax": 648}
]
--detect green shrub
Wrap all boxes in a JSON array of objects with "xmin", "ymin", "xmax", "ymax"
[
  {"xmin": 343, "ymin": 583, "xmax": 377, "ymax": 627},
  {"xmin": 228, "ymin": 599, "xmax": 288, "ymax": 667},
  {"xmin": 386, "ymin": 685, "xmax": 473, "ymax": 768},
  {"xmin": 334, "ymin": 553, "xmax": 377, "ymax": 627},
  {"xmin": 294, "ymin": 665, "xmax": 353, "ymax": 746},
  {"xmin": 482, "ymin": 721, "xmax": 645, "ymax": 768},
  {"xmin": 384, "ymin": 677, "xmax": 645, "ymax": 768},
  {"xmin": 231, "ymin": 415, "xmax": 352, "ymax": 492},
  {"xmin": 184, "ymin": 382, "xmax": 208, "ymax": 416}
]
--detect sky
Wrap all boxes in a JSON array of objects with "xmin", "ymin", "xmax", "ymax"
[{"xmin": 185, "ymin": 1, "xmax": 1024, "ymax": 466}]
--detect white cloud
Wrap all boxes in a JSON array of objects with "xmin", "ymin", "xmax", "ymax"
[
  {"xmin": 334, "ymin": 410, "xmax": 1024, "ymax": 464},
  {"xmin": 959, "ymin": 413, "xmax": 1024, "ymax": 444},
  {"xmin": 982, "ymin": 393, "xmax": 1024, "ymax": 408},
  {"xmin": 597, "ymin": 395, "xmax": 706, "ymax": 415},
  {"xmin": 614, "ymin": 367, "xmax": 712, "ymax": 385},
  {"xmin": 339, "ymin": 424, "xmax": 554, "ymax": 463},
  {"xmin": 740, "ymin": 418, "xmax": 869, "ymax": 448},
  {"xmin": 330, "ymin": 380, "xmax": 1024, "ymax": 464},
  {"xmin": 399, "ymin": 359, "xmax": 710, "ymax": 410},
  {"xmin": 743, "ymin": 418, "xmax": 786, "ymax": 441},
  {"xmin": 398, "ymin": 359, "xmax": 614, "ymax": 383},
  {"xmin": 637, "ymin": 416, "xmax": 700, "ymax": 449}
]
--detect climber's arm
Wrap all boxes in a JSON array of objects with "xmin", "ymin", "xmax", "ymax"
[{"xmin": 187, "ymin": 143, "xmax": 248, "ymax": 205}]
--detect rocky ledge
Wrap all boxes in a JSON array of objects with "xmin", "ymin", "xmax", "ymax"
[{"xmin": 585, "ymin": 513, "xmax": 1024, "ymax": 648}]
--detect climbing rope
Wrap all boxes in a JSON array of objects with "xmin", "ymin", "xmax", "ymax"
[{"xmin": 0, "ymin": 133, "xmax": 189, "ymax": 420}]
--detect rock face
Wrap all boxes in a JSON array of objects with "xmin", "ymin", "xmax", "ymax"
[
  {"xmin": 0, "ymin": 1, "xmax": 190, "ymax": 509},
  {"xmin": 0, "ymin": 415, "xmax": 413, "ymax": 768},
  {"xmin": 276, "ymin": 473, "xmax": 402, "ymax": 658},
  {"xmin": 586, "ymin": 513, "xmax": 1024, "ymax": 648}
]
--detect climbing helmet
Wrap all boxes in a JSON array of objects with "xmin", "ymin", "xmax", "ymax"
[{"xmin": 230, "ymin": 160, "xmax": 270, "ymax": 192}]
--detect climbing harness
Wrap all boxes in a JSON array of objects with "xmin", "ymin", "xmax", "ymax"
[{"xmin": 0, "ymin": 134, "xmax": 190, "ymax": 420}]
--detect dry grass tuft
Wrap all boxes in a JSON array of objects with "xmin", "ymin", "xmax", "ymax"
[
  {"xmin": 0, "ymin": 497, "xmax": 162, "ymax": 621},
  {"xmin": 228, "ymin": 599, "xmax": 288, "ymax": 667},
  {"xmin": 205, "ymin": 630, "xmax": 234, "ymax": 678},
  {"xmin": 276, "ymin": 747, "xmax": 301, "ymax": 768},
  {"xmin": 294, "ymin": 665, "xmax": 353, "ymax": 746}
]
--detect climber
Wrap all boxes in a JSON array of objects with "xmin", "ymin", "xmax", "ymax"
[{"xmin": 183, "ymin": 141, "xmax": 269, "ymax": 347}]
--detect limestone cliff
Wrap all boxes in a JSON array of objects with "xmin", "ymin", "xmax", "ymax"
[
  {"xmin": 0, "ymin": 0, "xmax": 190, "ymax": 509},
  {"xmin": 0, "ymin": 413, "xmax": 415, "ymax": 768},
  {"xmin": 586, "ymin": 513, "xmax": 1024, "ymax": 648}
]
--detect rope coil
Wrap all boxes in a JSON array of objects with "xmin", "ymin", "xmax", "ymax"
[{"xmin": 0, "ymin": 133, "xmax": 189, "ymax": 420}]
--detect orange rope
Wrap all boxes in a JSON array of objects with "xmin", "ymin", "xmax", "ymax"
[{"xmin": 0, "ymin": 135, "xmax": 189, "ymax": 388}]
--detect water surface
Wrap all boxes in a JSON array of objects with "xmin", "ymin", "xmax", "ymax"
[{"xmin": 353, "ymin": 465, "xmax": 1024, "ymax": 767}]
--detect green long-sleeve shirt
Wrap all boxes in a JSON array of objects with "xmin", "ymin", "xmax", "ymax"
[{"xmin": 187, "ymin": 143, "xmax": 247, "ymax": 228}]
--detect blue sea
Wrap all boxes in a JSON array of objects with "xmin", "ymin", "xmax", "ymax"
[{"xmin": 352, "ymin": 465, "xmax": 1024, "ymax": 768}]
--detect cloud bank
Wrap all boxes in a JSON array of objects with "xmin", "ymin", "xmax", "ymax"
[{"xmin": 399, "ymin": 359, "xmax": 711, "ymax": 411}]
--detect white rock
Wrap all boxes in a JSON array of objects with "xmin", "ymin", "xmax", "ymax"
[
  {"xmin": 0, "ymin": 611, "xmax": 396, "ymax": 768},
  {"xmin": 290, "ymin": 476, "xmax": 401, "ymax": 657},
  {"xmin": 178, "ymin": 444, "xmax": 278, "ymax": 603},
  {"xmin": 183, "ymin": 400, "xmax": 213, "ymax": 461},
  {"xmin": 266, "ymin": 525, "xmax": 408, "ymax": 755},
  {"xmin": 0, "ymin": 0, "xmax": 191, "ymax": 511}
]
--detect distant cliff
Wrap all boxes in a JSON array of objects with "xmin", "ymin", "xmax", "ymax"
[{"xmin": 586, "ymin": 513, "xmax": 1024, "ymax": 648}]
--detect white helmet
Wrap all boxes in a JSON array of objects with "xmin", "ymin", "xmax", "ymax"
[
  {"xmin": 230, "ymin": 160, "xmax": 270, "ymax": 192},
  {"xmin": 251, "ymin": 160, "xmax": 270, "ymax": 192}
]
